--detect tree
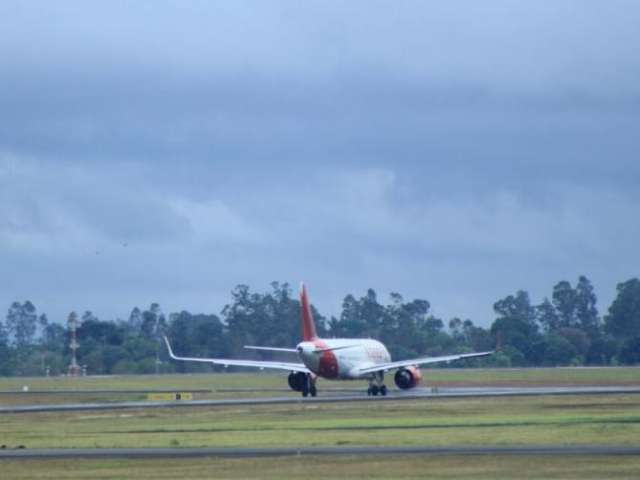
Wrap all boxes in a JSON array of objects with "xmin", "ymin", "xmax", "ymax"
[
  {"xmin": 449, "ymin": 317, "xmax": 464, "ymax": 341},
  {"xmin": 381, "ymin": 294, "xmax": 432, "ymax": 358},
  {"xmin": 5, "ymin": 301, "xmax": 38, "ymax": 347},
  {"xmin": 462, "ymin": 319, "xmax": 494, "ymax": 352},
  {"xmin": 378, "ymin": 292, "xmax": 403, "ymax": 342},
  {"xmin": 167, "ymin": 311, "xmax": 227, "ymax": 372},
  {"xmin": 42, "ymin": 323, "xmax": 66, "ymax": 351},
  {"xmin": 575, "ymin": 276, "xmax": 600, "ymax": 336},
  {"xmin": 0, "ymin": 320, "xmax": 12, "ymax": 375},
  {"xmin": 605, "ymin": 278, "xmax": 640, "ymax": 340},
  {"xmin": 536, "ymin": 298, "xmax": 560, "ymax": 332},
  {"xmin": 82, "ymin": 311, "xmax": 98, "ymax": 324},
  {"xmin": 618, "ymin": 336, "xmax": 640, "ymax": 365},
  {"xmin": 139, "ymin": 304, "xmax": 167, "ymax": 374},
  {"xmin": 552, "ymin": 281, "xmax": 578, "ymax": 328},
  {"xmin": 544, "ymin": 334, "xmax": 578, "ymax": 366},
  {"xmin": 360, "ymin": 289, "xmax": 386, "ymax": 336},
  {"xmin": 585, "ymin": 335, "xmax": 618, "ymax": 365},
  {"xmin": 335, "ymin": 294, "xmax": 367, "ymax": 338},
  {"xmin": 223, "ymin": 284, "xmax": 259, "ymax": 351},
  {"xmin": 491, "ymin": 290, "xmax": 539, "ymax": 364},
  {"xmin": 128, "ymin": 307, "xmax": 143, "ymax": 330},
  {"xmin": 263, "ymin": 282, "xmax": 324, "ymax": 347},
  {"xmin": 556, "ymin": 327, "xmax": 590, "ymax": 360},
  {"xmin": 37, "ymin": 313, "xmax": 48, "ymax": 339},
  {"xmin": 327, "ymin": 289, "xmax": 437, "ymax": 360},
  {"xmin": 222, "ymin": 282, "xmax": 327, "ymax": 360},
  {"xmin": 141, "ymin": 303, "xmax": 166, "ymax": 338},
  {"xmin": 78, "ymin": 318, "xmax": 123, "ymax": 348},
  {"xmin": 0, "ymin": 319, "xmax": 8, "ymax": 346}
]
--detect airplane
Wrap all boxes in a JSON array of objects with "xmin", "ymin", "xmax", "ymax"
[{"xmin": 164, "ymin": 284, "xmax": 493, "ymax": 397}]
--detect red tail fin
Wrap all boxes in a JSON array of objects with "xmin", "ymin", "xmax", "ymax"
[{"xmin": 300, "ymin": 283, "xmax": 318, "ymax": 341}]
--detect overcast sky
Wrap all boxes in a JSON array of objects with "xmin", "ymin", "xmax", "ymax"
[{"xmin": 1, "ymin": 1, "xmax": 639, "ymax": 327}]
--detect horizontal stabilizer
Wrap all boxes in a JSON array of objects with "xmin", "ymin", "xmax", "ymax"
[
  {"xmin": 244, "ymin": 346, "xmax": 298, "ymax": 353},
  {"xmin": 312, "ymin": 344, "xmax": 361, "ymax": 354}
]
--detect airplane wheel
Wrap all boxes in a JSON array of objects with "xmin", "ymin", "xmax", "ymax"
[
  {"xmin": 302, "ymin": 374, "xmax": 312, "ymax": 397},
  {"xmin": 380, "ymin": 385, "xmax": 387, "ymax": 396},
  {"xmin": 371, "ymin": 385, "xmax": 379, "ymax": 396},
  {"xmin": 310, "ymin": 385, "xmax": 317, "ymax": 397}
]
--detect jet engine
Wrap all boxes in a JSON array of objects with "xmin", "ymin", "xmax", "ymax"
[
  {"xmin": 394, "ymin": 366, "xmax": 422, "ymax": 389},
  {"xmin": 287, "ymin": 371, "xmax": 308, "ymax": 392}
]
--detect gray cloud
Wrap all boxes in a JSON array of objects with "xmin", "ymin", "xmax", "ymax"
[{"xmin": 1, "ymin": 1, "xmax": 639, "ymax": 324}]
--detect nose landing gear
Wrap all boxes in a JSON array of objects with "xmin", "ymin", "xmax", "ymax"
[{"xmin": 367, "ymin": 372, "xmax": 387, "ymax": 396}]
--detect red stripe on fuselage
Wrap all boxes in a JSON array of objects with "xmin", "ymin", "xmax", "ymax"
[{"xmin": 313, "ymin": 340, "xmax": 339, "ymax": 379}]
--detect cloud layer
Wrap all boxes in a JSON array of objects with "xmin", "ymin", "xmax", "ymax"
[{"xmin": 1, "ymin": 1, "xmax": 639, "ymax": 324}]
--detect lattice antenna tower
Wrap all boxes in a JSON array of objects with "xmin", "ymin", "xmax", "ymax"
[{"xmin": 67, "ymin": 311, "xmax": 81, "ymax": 376}]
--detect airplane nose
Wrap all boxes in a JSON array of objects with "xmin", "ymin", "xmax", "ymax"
[{"xmin": 297, "ymin": 346, "xmax": 304, "ymax": 354}]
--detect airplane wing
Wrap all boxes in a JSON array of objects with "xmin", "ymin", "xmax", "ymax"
[
  {"xmin": 164, "ymin": 337, "xmax": 310, "ymax": 373},
  {"xmin": 357, "ymin": 350, "xmax": 494, "ymax": 375}
]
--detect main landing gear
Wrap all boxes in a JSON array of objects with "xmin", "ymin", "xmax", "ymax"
[
  {"xmin": 288, "ymin": 371, "xmax": 318, "ymax": 397},
  {"xmin": 367, "ymin": 372, "xmax": 387, "ymax": 396},
  {"xmin": 301, "ymin": 373, "xmax": 317, "ymax": 398}
]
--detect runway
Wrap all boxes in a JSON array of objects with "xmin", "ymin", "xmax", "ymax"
[
  {"xmin": 0, "ymin": 389, "xmax": 212, "ymax": 395},
  {"xmin": 1, "ymin": 445, "xmax": 639, "ymax": 460},
  {"xmin": 1, "ymin": 385, "xmax": 639, "ymax": 414}
]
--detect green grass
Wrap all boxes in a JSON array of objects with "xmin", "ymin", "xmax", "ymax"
[
  {"xmin": 0, "ymin": 366, "xmax": 638, "ymax": 405},
  {"xmin": 1, "ymin": 395, "xmax": 639, "ymax": 449},
  {"xmin": 421, "ymin": 366, "xmax": 640, "ymax": 386},
  {"xmin": 0, "ymin": 373, "xmax": 289, "ymax": 392},
  {"xmin": 2, "ymin": 370, "xmax": 639, "ymax": 478},
  {"xmin": 2, "ymin": 455, "xmax": 640, "ymax": 479},
  {"xmin": 0, "ymin": 373, "xmax": 298, "ymax": 405}
]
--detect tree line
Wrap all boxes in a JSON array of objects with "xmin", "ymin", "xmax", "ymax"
[{"xmin": 1, "ymin": 277, "xmax": 639, "ymax": 376}]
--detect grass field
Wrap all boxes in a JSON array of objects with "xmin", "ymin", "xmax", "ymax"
[
  {"xmin": 2, "ymin": 395, "xmax": 640, "ymax": 449},
  {"xmin": 1, "ymin": 368, "xmax": 639, "ymax": 478},
  {"xmin": 2, "ymin": 455, "xmax": 640, "ymax": 479},
  {"xmin": 0, "ymin": 366, "xmax": 638, "ymax": 405}
]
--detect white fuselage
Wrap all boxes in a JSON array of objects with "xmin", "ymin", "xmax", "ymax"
[{"xmin": 296, "ymin": 338, "xmax": 391, "ymax": 380}]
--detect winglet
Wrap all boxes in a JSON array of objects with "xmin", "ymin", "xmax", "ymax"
[
  {"xmin": 300, "ymin": 283, "xmax": 318, "ymax": 341},
  {"xmin": 163, "ymin": 336, "xmax": 178, "ymax": 360}
]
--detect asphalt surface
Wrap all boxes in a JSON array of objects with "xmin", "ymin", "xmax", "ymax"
[
  {"xmin": 1, "ymin": 386, "xmax": 640, "ymax": 414},
  {"xmin": 0, "ymin": 389, "xmax": 212, "ymax": 395},
  {"xmin": 1, "ymin": 445, "xmax": 639, "ymax": 459}
]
